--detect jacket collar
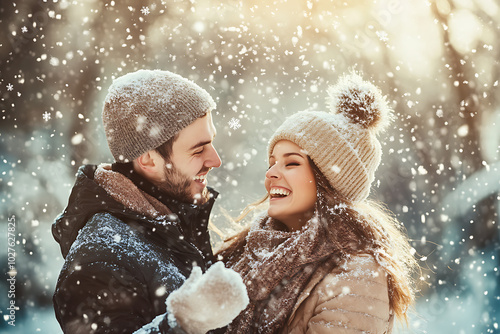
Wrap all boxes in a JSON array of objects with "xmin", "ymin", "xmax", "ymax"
[
  {"xmin": 53, "ymin": 164, "xmax": 218, "ymax": 263},
  {"xmin": 111, "ymin": 162, "xmax": 218, "ymax": 255},
  {"xmin": 286, "ymin": 259, "xmax": 338, "ymax": 326}
]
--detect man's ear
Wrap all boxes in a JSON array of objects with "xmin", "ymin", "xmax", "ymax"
[{"xmin": 133, "ymin": 150, "xmax": 165, "ymax": 182}]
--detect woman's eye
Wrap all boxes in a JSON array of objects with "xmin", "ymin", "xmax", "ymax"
[{"xmin": 286, "ymin": 162, "xmax": 300, "ymax": 167}]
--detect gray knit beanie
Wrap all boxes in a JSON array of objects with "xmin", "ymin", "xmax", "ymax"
[
  {"xmin": 102, "ymin": 69, "xmax": 216, "ymax": 162},
  {"xmin": 268, "ymin": 73, "xmax": 392, "ymax": 203}
]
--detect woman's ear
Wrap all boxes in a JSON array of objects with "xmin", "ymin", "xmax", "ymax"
[{"xmin": 133, "ymin": 150, "xmax": 165, "ymax": 183}]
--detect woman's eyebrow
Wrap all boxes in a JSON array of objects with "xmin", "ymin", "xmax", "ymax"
[
  {"xmin": 283, "ymin": 152, "xmax": 306, "ymax": 159},
  {"xmin": 269, "ymin": 152, "xmax": 306, "ymax": 159}
]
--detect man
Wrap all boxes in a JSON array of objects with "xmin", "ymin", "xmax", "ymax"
[{"xmin": 52, "ymin": 70, "xmax": 246, "ymax": 333}]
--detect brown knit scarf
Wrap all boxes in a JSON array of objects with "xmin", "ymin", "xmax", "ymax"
[
  {"xmin": 225, "ymin": 214, "xmax": 342, "ymax": 334},
  {"xmin": 93, "ymin": 164, "xmax": 173, "ymax": 218}
]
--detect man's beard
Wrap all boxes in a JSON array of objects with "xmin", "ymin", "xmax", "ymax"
[{"xmin": 156, "ymin": 163, "xmax": 209, "ymax": 204}]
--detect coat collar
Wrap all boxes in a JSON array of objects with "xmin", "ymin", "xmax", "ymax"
[
  {"xmin": 286, "ymin": 258, "xmax": 338, "ymax": 326},
  {"xmin": 53, "ymin": 164, "xmax": 218, "ymax": 263}
]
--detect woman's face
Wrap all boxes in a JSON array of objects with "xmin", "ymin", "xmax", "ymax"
[{"xmin": 265, "ymin": 140, "xmax": 317, "ymax": 231}]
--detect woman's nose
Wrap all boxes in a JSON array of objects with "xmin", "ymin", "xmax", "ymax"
[{"xmin": 265, "ymin": 163, "xmax": 280, "ymax": 179}]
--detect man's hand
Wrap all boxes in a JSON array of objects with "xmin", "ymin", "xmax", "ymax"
[{"xmin": 166, "ymin": 262, "xmax": 249, "ymax": 334}]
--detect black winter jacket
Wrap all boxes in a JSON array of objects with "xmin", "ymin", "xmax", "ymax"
[{"xmin": 52, "ymin": 164, "xmax": 218, "ymax": 333}]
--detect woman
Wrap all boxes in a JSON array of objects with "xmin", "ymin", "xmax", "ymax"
[{"xmin": 218, "ymin": 73, "xmax": 419, "ymax": 333}]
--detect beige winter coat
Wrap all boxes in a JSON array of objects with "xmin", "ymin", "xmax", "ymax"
[{"xmin": 282, "ymin": 254, "xmax": 394, "ymax": 333}]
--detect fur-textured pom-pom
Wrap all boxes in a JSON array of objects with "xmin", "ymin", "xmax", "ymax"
[{"xmin": 327, "ymin": 72, "xmax": 392, "ymax": 133}]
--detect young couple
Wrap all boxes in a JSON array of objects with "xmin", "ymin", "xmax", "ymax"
[{"xmin": 52, "ymin": 69, "xmax": 418, "ymax": 333}]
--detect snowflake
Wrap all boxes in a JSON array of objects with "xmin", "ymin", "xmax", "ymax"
[
  {"xmin": 43, "ymin": 111, "xmax": 51, "ymax": 122},
  {"xmin": 483, "ymin": 44, "xmax": 493, "ymax": 51},
  {"xmin": 141, "ymin": 6, "xmax": 150, "ymax": 15},
  {"xmin": 6, "ymin": 83, "xmax": 13, "ymax": 91},
  {"xmin": 376, "ymin": 31, "xmax": 389, "ymax": 42},
  {"xmin": 228, "ymin": 117, "xmax": 241, "ymax": 130},
  {"xmin": 21, "ymin": 26, "xmax": 28, "ymax": 33}
]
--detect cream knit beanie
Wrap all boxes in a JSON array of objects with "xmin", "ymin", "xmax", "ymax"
[
  {"xmin": 268, "ymin": 73, "xmax": 392, "ymax": 203},
  {"xmin": 102, "ymin": 69, "xmax": 216, "ymax": 162}
]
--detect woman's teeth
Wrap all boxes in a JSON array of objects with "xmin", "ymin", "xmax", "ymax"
[{"xmin": 270, "ymin": 188, "xmax": 291, "ymax": 197}]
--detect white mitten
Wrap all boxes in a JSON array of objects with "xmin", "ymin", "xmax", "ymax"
[{"xmin": 166, "ymin": 262, "xmax": 249, "ymax": 334}]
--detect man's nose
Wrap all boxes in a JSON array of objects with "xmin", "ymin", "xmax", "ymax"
[{"xmin": 205, "ymin": 145, "xmax": 222, "ymax": 168}]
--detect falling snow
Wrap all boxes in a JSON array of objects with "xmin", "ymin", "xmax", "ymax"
[
  {"xmin": 228, "ymin": 117, "xmax": 241, "ymax": 130},
  {"xmin": 376, "ymin": 31, "xmax": 389, "ymax": 42},
  {"xmin": 43, "ymin": 111, "xmax": 51, "ymax": 122},
  {"xmin": 1, "ymin": 1, "xmax": 499, "ymax": 333}
]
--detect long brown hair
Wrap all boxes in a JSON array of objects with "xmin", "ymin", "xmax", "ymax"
[
  {"xmin": 218, "ymin": 158, "xmax": 418, "ymax": 322},
  {"xmin": 310, "ymin": 160, "xmax": 418, "ymax": 322}
]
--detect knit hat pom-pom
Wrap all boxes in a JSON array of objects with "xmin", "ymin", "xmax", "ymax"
[{"xmin": 327, "ymin": 72, "xmax": 392, "ymax": 133}]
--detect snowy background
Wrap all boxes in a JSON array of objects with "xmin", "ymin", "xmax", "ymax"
[{"xmin": 1, "ymin": 0, "xmax": 499, "ymax": 333}]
